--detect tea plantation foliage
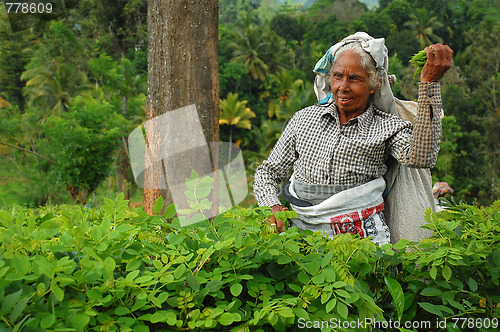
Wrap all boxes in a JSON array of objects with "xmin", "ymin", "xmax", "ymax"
[{"xmin": 0, "ymin": 195, "xmax": 499, "ymax": 331}]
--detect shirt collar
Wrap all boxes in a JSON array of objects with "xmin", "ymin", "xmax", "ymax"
[
  {"xmin": 320, "ymin": 103, "xmax": 337, "ymax": 118},
  {"xmin": 320, "ymin": 103, "xmax": 375, "ymax": 128},
  {"xmin": 353, "ymin": 104, "xmax": 375, "ymax": 129}
]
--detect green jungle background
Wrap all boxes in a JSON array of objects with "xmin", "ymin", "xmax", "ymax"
[{"xmin": 0, "ymin": 0, "xmax": 499, "ymax": 208}]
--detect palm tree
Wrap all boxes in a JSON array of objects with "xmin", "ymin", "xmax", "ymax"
[
  {"xmin": 21, "ymin": 63, "xmax": 90, "ymax": 118},
  {"xmin": 268, "ymin": 80, "xmax": 316, "ymax": 122},
  {"xmin": 267, "ymin": 69, "xmax": 304, "ymax": 120},
  {"xmin": 229, "ymin": 26, "xmax": 270, "ymax": 81},
  {"xmin": 404, "ymin": 8, "xmax": 443, "ymax": 48},
  {"xmin": 219, "ymin": 92, "xmax": 256, "ymax": 148},
  {"xmin": 219, "ymin": 92, "xmax": 256, "ymax": 174},
  {"xmin": 273, "ymin": 70, "xmax": 304, "ymax": 102}
]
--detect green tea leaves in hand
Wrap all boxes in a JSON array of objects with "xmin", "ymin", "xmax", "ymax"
[{"xmin": 409, "ymin": 49, "xmax": 427, "ymax": 77}]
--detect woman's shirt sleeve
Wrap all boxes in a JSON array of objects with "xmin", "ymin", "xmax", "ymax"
[
  {"xmin": 253, "ymin": 114, "xmax": 299, "ymax": 207},
  {"xmin": 387, "ymin": 82, "xmax": 443, "ymax": 168}
]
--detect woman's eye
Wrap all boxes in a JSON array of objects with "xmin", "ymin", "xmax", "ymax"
[
  {"xmin": 333, "ymin": 73, "xmax": 342, "ymax": 78},
  {"xmin": 350, "ymin": 75, "xmax": 359, "ymax": 81}
]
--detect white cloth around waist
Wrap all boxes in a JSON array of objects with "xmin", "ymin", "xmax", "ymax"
[{"xmin": 289, "ymin": 175, "xmax": 386, "ymax": 225}]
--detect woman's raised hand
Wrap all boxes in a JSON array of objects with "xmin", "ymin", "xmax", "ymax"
[{"xmin": 420, "ymin": 43, "xmax": 453, "ymax": 83}]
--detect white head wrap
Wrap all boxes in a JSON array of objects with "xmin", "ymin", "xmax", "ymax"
[{"xmin": 313, "ymin": 32, "xmax": 397, "ymax": 115}]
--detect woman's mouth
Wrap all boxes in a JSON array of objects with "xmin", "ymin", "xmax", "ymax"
[{"xmin": 338, "ymin": 97, "xmax": 352, "ymax": 105}]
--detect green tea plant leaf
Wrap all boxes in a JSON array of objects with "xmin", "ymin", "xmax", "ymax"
[
  {"xmin": 442, "ymin": 264, "xmax": 452, "ymax": 281},
  {"xmin": 153, "ymin": 196, "xmax": 164, "ymax": 214},
  {"xmin": 393, "ymin": 239, "xmax": 409, "ymax": 251},
  {"xmin": 164, "ymin": 204, "xmax": 177, "ymax": 219},
  {"xmin": 187, "ymin": 274, "xmax": 200, "ymax": 292},
  {"xmin": 336, "ymin": 301, "xmax": 348, "ymax": 319},
  {"xmin": 230, "ymin": 283, "xmax": 243, "ymax": 297},
  {"xmin": 409, "ymin": 49, "xmax": 427, "ymax": 77},
  {"xmin": 420, "ymin": 287, "xmax": 442, "ymax": 296},
  {"xmin": 467, "ymin": 277, "xmax": 478, "ymax": 292},
  {"xmin": 50, "ymin": 284, "xmax": 64, "ymax": 301},
  {"xmin": 326, "ymin": 298, "xmax": 337, "ymax": 313},
  {"xmin": 40, "ymin": 314, "xmax": 56, "ymax": 329},
  {"xmin": 429, "ymin": 265, "xmax": 437, "ymax": 279},
  {"xmin": 9, "ymin": 296, "xmax": 29, "ymax": 322},
  {"xmin": 219, "ymin": 312, "xmax": 235, "ymax": 326},
  {"xmin": 385, "ymin": 277, "xmax": 405, "ymax": 321},
  {"xmin": 418, "ymin": 302, "xmax": 443, "ymax": 317}
]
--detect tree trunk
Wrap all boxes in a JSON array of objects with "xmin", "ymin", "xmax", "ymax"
[{"xmin": 144, "ymin": 0, "xmax": 219, "ymax": 214}]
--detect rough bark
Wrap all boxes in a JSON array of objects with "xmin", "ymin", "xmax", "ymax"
[{"xmin": 144, "ymin": 0, "xmax": 219, "ymax": 214}]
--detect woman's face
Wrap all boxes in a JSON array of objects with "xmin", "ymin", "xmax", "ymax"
[{"xmin": 330, "ymin": 51, "xmax": 374, "ymax": 122}]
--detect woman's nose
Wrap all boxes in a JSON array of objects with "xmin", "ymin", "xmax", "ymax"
[{"xmin": 339, "ymin": 77, "xmax": 349, "ymax": 91}]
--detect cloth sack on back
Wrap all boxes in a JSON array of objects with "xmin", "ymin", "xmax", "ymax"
[{"xmin": 384, "ymin": 99, "xmax": 436, "ymax": 243}]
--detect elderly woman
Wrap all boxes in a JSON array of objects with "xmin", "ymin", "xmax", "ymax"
[{"xmin": 253, "ymin": 32, "xmax": 453, "ymax": 245}]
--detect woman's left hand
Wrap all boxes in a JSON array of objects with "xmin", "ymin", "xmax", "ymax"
[
  {"xmin": 420, "ymin": 43, "xmax": 453, "ymax": 83},
  {"xmin": 268, "ymin": 204, "xmax": 288, "ymax": 233}
]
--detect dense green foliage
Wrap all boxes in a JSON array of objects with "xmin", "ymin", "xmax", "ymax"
[
  {"xmin": 0, "ymin": 194, "xmax": 498, "ymax": 331},
  {"xmin": 1, "ymin": 0, "xmax": 499, "ymax": 207},
  {"xmin": 0, "ymin": 2, "xmax": 146, "ymax": 206}
]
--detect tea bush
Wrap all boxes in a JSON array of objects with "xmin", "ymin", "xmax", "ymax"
[{"xmin": 0, "ymin": 194, "xmax": 498, "ymax": 331}]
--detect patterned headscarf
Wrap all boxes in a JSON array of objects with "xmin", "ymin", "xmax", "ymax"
[
  {"xmin": 432, "ymin": 182, "xmax": 454, "ymax": 198},
  {"xmin": 313, "ymin": 32, "xmax": 398, "ymax": 115}
]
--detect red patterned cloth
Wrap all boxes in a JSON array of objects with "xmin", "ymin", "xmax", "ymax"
[
  {"xmin": 330, "ymin": 202, "xmax": 385, "ymax": 238},
  {"xmin": 432, "ymin": 182, "xmax": 453, "ymax": 198}
]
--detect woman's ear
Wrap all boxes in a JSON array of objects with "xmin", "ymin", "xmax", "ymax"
[{"xmin": 370, "ymin": 84, "xmax": 380, "ymax": 94}]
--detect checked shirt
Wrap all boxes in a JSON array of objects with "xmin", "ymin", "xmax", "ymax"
[{"xmin": 254, "ymin": 82, "xmax": 443, "ymax": 207}]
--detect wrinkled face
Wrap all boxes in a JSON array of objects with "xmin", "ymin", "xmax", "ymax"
[{"xmin": 330, "ymin": 51, "xmax": 374, "ymax": 121}]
